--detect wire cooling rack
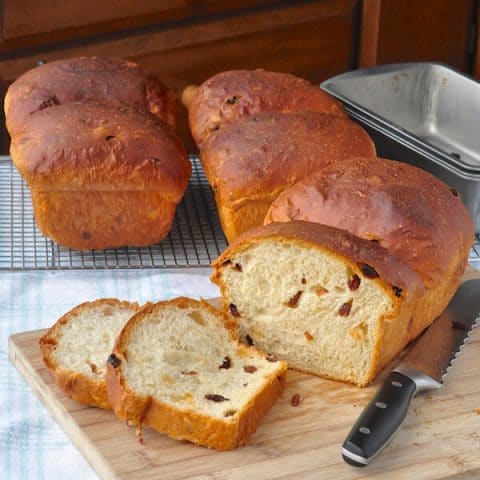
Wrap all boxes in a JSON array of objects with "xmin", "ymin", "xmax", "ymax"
[
  {"xmin": 0, "ymin": 156, "xmax": 228, "ymax": 270},
  {"xmin": 1, "ymin": 155, "xmax": 479, "ymax": 270}
]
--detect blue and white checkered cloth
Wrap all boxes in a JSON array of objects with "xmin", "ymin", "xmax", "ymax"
[{"xmin": 1, "ymin": 269, "xmax": 219, "ymax": 480}]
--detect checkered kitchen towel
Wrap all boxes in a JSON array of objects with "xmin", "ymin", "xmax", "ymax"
[{"xmin": 1, "ymin": 269, "xmax": 219, "ymax": 480}]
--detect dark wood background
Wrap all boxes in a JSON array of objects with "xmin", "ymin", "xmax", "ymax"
[{"xmin": 1, "ymin": 0, "xmax": 479, "ymax": 153}]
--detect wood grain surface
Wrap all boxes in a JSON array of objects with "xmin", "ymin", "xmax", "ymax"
[{"xmin": 8, "ymin": 270, "xmax": 480, "ymax": 480}]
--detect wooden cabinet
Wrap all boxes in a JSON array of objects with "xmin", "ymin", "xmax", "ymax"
[
  {"xmin": 1, "ymin": 0, "xmax": 479, "ymax": 153},
  {"xmin": 0, "ymin": 1, "xmax": 274, "ymax": 51},
  {"xmin": 359, "ymin": 0, "xmax": 477, "ymax": 71}
]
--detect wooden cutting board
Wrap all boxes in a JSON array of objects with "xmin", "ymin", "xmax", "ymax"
[{"xmin": 8, "ymin": 271, "xmax": 480, "ymax": 480}]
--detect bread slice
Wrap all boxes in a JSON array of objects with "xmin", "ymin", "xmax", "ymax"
[
  {"xmin": 211, "ymin": 221, "xmax": 426, "ymax": 387},
  {"xmin": 106, "ymin": 297, "xmax": 287, "ymax": 450},
  {"xmin": 40, "ymin": 299, "xmax": 140, "ymax": 409}
]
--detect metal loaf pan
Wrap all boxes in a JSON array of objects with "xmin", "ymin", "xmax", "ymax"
[{"xmin": 321, "ymin": 63, "xmax": 480, "ymax": 233}]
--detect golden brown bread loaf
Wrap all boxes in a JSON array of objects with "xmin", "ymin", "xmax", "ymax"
[
  {"xmin": 212, "ymin": 221, "xmax": 427, "ymax": 386},
  {"xmin": 200, "ymin": 112, "xmax": 376, "ymax": 242},
  {"xmin": 264, "ymin": 157, "xmax": 474, "ymax": 343},
  {"xmin": 5, "ymin": 56, "xmax": 176, "ymax": 137},
  {"xmin": 10, "ymin": 100, "xmax": 191, "ymax": 250},
  {"xmin": 183, "ymin": 69, "xmax": 347, "ymax": 148}
]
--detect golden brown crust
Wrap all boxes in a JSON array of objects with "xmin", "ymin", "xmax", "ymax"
[
  {"xmin": 265, "ymin": 157, "xmax": 474, "ymax": 290},
  {"xmin": 200, "ymin": 112, "xmax": 375, "ymax": 242},
  {"xmin": 106, "ymin": 297, "xmax": 287, "ymax": 450},
  {"xmin": 39, "ymin": 299, "xmax": 140, "ymax": 409},
  {"xmin": 5, "ymin": 56, "xmax": 175, "ymax": 137},
  {"xmin": 10, "ymin": 100, "xmax": 190, "ymax": 196},
  {"xmin": 186, "ymin": 69, "xmax": 347, "ymax": 147},
  {"xmin": 31, "ymin": 190, "xmax": 177, "ymax": 250},
  {"xmin": 201, "ymin": 112, "xmax": 375, "ymax": 204},
  {"xmin": 214, "ymin": 200, "xmax": 274, "ymax": 245},
  {"xmin": 212, "ymin": 221, "xmax": 424, "ymax": 298}
]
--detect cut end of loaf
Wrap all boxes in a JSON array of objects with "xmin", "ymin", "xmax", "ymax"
[
  {"xmin": 212, "ymin": 228, "xmax": 408, "ymax": 386},
  {"xmin": 39, "ymin": 299, "xmax": 140, "ymax": 408},
  {"xmin": 107, "ymin": 297, "xmax": 287, "ymax": 450}
]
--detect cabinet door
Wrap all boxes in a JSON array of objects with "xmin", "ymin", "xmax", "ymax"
[{"xmin": 360, "ymin": 0, "xmax": 476, "ymax": 72}]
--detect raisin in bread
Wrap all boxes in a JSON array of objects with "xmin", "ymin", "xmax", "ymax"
[
  {"xmin": 212, "ymin": 221, "xmax": 426, "ymax": 387},
  {"xmin": 182, "ymin": 69, "xmax": 346, "ymax": 148},
  {"xmin": 106, "ymin": 297, "xmax": 287, "ymax": 450},
  {"xmin": 40, "ymin": 299, "xmax": 140, "ymax": 408}
]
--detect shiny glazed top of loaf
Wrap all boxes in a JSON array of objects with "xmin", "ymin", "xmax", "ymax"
[
  {"xmin": 5, "ymin": 56, "xmax": 176, "ymax": 137},
  {"xmin": 200, "ymin": 111, "xmax": 376, "ymax": 205},
  {"xmin": 10, "ymin": 100, "xmax": 191, "ymax": 199},
  {"xmin": 186, "ymin": 69, "xmax": 347, "ymax": 147}
]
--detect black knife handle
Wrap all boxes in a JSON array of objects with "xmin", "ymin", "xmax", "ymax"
[{"xmin": 342, "ymin": 371, "xmax": 416, "ymax": 467}]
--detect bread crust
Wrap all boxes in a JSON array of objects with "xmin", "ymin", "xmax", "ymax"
[
  {"xmin": 5, "ymin": 56, "xmax": 175, "ymax": 137},
  {"xmin": 186, "ymin": 69, "xmax": 347, "ymax": 147},
  {"xmin": 39, "ymin": 299, "xmax": 140, "ymax": 409},
  {"xmin": 10, "ymin": 100, "xmax": 190, "ymax": 195},
  {"xmin": 106, "ymin": 297, "xmax": 287, "ymax": 450},
  {"xmin": 201, "ymin": 111, "xmax": 375, "ymax": 242},
  {"xmin": 30, "ymin": 190, "xmax": 177, "ymax": 250},
  {"xmin": 211, "ymin": 221, "xmax": 426, "ymax": 386}
]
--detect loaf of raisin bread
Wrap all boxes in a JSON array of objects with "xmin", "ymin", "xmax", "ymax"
[
  {"xmin": 106, "ymin": 297, "xmax": 287, "ymax": 450},
  {"xmin": 40, "ymin": 299, "xmax": 140, "ymax": 408},
  {"xmin": 5, "ymin": 56, "xmax": 190, "ymax": 250},
  {"xmin": 9, "ymin": 100, "xmax": 191, "ymax": 250},
  {"xmin": 182, "ymin": 69, "xmax": 347, "ymax": 148},
  {"xmin": 211, "ymin": 221, "xmax": 427, "ymax": 387},
  {"xmin": 264, "ymin": 157, "xmax": 474, "ymax": 341}
]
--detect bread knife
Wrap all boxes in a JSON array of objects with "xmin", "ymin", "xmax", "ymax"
[{"xmin": 342, "ymin": 278, "xmax": 480, "ymax": 467}]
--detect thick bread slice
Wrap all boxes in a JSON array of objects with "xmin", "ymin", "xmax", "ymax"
[
  {"xmin": 40, "ymin": 299, "xmax": 140, "ymax": 409},
  {"xmin": 106, "ymin": 297, "xmax": 287, "ymax": 450},
  {"xmin": 212, "ymin": 221, "xmax": 425, "ymax": 387}
]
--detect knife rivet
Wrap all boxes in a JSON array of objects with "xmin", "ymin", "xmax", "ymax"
[
  {"xmin": 376, "ymin": 402, "xmax": 387, "ymax": 409},
  {"xmin": 359, "ymin": 427, "xmax": 370, "ymax": 435},
  {"xmin": 392, "ymin": 381, "xmax": 402, "ymax": 387}
]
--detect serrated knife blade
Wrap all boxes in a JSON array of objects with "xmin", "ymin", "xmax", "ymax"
[{"xmin": 342, "ymin": 278, "xmax": 480, "ymax": 467}]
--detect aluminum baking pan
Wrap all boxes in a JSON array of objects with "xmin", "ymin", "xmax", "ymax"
[
  {"xmin": 321, "ymin": 63, "xmax": 480, "ymax": 233},
  {"xmin": 321, "ymin": 63, "xmax": 480, "ymax": 172}
]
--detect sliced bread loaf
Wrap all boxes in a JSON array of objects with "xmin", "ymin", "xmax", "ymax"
[
  {"xmin": 40, "ymin": 299, "xmax": 140, "ymax": 408},
  {"xmin": 106, "ymin": 297, "xmax": 287, "ymax": 450},
  {"xmin": 211, "ymin": 221, "xmax": 426, "ymax": 387}
]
